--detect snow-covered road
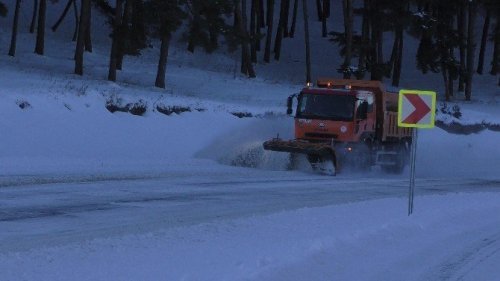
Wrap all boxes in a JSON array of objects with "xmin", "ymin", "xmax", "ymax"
[
  {"xmin": 1, "ymin": 170, "xmax": 500, "ymax": 281},
  {"xmin": 2, "ymin": 165, "xmax": 498, "ymax": 254}
]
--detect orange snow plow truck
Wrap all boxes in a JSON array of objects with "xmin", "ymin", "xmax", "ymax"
[{"xmin": 263, "ymin": 78, "xmax": 413, "ymax": 175}]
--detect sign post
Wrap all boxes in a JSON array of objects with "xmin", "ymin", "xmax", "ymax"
[{"xmin": 397, "ymin": 90, "xmax": 436, "ymax": 215}]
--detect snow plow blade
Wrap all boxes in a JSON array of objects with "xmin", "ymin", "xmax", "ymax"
[
  {"xmin": 263, "ymin": 138, "xmax": 337, "ymax": 175},
  {"xmin": 263, "ymin": 138, "xmax": 335, "ymax": 158}
]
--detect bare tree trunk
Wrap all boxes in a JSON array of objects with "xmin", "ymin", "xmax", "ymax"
[
  {"xmin": 84, "ymin": 5, "xmax": 92, "ymax": 52},
  {"xmin": 263, "ymin": 0, "xmax": 274, "ymax": 62},
  {"xmin": 273, "ymin": 0, "xmax": 286, "ymax": 60},
  {"xmin": 324, "ymin": 0, "xmax": 330, "ymax": 18},
  {"xmin": 34, "ymin": 0, "xmax": 47, "ymax": 55},
  {"xmin": 108, "ymin": 0, "xmax": 123, "ymax": 82},
  {"xmin": 376, "ymin": 30, "xmax": 383, "ymax": 66},
  {"xmin": 357, "ymin": 0, "xmax": 369, "ymax": 80},
  {"xmin": 369, "ymin": 0, "xmax": 384, "ymax": 81},
  {"xmin": 258, "ymin": 0, "xmax": 265, "ymax": 28},
  {"xmin": 476, "ymin": 8, "xmax": 490, "ymax": 74},
  {"xmin": 187, "ymin": 15, "xmax": 200, "ymax": 53},
  {"xmin": 75, "ymin": 0, "xmax": 90, "ymax": 75},
  {"xmin": 72, "ymin": 0, "xmax": 78, "ymax": 41},
  {"xmin": 30, "ymin": 0, "xmax": 38, "ymax": 33},
  {"xmin": 255, "ymin": 0, "xmax": 262, "ymax": 51},
  {"xmin": 117, "ymin": 0, "xmax": 133, "ymax": 69},
  {"xmin": 392, "ymin": 27, "xmax": 403, "ymax": 87},
  {"xmin": 289, "ymin": 0, "xmax": 298, "ymax": 38},
  {"xmin": 238, "ymin": 0, "xmax": 256, "ymax": 77},
  {"xmin": 491, "ymin": 18, "xmax": 499, "ymax": 75},
  {"xmin": 302, "ymin": 0, "xmax": 311, "ymax": 83},
  {"xmin": 373, "ymin": 0, "xmax": 383, "ymax": 65},
  {"xmin": 442, "ymin": 67, "xmax": 450, "ymax": 101},
  {"xmin": 389, "ymin": 33, "xmax": 398, "ymax": 75},
  {"xmin": 342, "ymin": 0, "xmax": 353, "ymax": 78},
  {"xmin": 465, "ymin": 0, "xmax": 476, "ymax": 101},
  {"xmin": 448, "ymin": 48, "xmax": 455, "ymax": 98},
  {"xmin": 155, "ymin": 33, "xmax": 171, "ymax": 88},
  {"xmin": 315, "ymin": 0, "xmax": 322, "ymax": 21},
  {"xmin": 8, "ymin": 0, "xmax": 22, "ymax": 57},
  {"xmin": 52, "ymin": 0, "xmax": 74, "ymax": 32},
  {"xmin": 282, "ymin": 0, "xmax": 290, "ymax": 38},
  {"xmin": 321, "ymin": 0, "xmax": 327, "ymax": 37},
  {"xmin": 250, "ymin": 0, "xmax": 257, "ymax": 62},
  {"xmin": 458, "ymin": 0, "xmax": 466, "ymax": 91},
  {"xmin": 438, "ymin": 5, "xmax": 453, "ymax": 100}
]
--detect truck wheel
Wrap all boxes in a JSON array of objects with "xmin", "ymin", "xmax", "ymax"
[
  {"xmin": 307, "ymin": 154, "xmax": 321, "ymax": 171},
  {"xmin": 307, "ymin": 153, "xmax": 336, "ymax": 176}
]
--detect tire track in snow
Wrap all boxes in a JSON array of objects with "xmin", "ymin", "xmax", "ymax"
[{"xmin": 428, "ymin": 232, "xmax": 500, "ymax": 281}]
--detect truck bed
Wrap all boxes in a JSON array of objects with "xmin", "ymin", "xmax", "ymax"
[{"xmin": 383, "ymin": 111, "xmax": 412, "ymax": 141}]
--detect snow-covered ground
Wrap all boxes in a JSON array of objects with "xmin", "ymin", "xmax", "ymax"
[
  {"xmin": 2, "ymin": 192, "xmax": 500, "ymax": 281},
  {"xmin": 1, "ymin": 0, "xmax": 500, "ymax": 280}
]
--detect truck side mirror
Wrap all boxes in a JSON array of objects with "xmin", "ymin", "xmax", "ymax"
[{"xmin": 286, "ymin": 96, "xmax": 293, "ymax": 115}]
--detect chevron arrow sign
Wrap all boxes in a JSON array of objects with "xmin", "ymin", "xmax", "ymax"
[{"xmin": 397, "ymin": 90, "xmax": 436, "ymax": 128}]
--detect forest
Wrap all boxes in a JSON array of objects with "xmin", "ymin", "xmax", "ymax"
[{"xmin": 1, "ymin": 0, "xmax": 499, "ymax": 101}]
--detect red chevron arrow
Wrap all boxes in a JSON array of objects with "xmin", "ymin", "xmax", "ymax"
[{"xmin": 402, "ymin": 94, "xmax": 431, "ymax": 124}]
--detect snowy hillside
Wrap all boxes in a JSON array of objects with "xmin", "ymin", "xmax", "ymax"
[{"xmin": 1, "ymin": 0, "xmax": 500, "ymax": 280}]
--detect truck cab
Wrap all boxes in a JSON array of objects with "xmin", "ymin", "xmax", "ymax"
[{"xmin": 291, "ymin": 86, "xmax": 376, "ymax": 144}]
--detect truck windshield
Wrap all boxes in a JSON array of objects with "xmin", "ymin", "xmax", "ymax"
[{"xmin": 296, "ymin": 93, "xmax": 355, "ymax": 121}]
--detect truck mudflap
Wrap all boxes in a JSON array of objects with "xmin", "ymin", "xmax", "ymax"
[{"xmin": 263, "ymin": 138, "xmax": 337, "ymax": 175}]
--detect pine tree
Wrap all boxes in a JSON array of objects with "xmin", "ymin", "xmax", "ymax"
[
  {"xmin": 185, "ymin": 0, "xmax": 233, "ymax": 54},
  {"xmin": 144, "ymin": 0, "xmax": 185, "ymax": 88},
  {"xmin": 116, "ymin": 0, "xmax": 148, "ymax": 69},
  {"xmin": 408, "ymin": 1, "xmax": 462, "ymax": 100}
]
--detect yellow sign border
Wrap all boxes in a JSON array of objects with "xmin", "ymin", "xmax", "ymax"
[{"xmin": 397, "ymin": 89, "xmax": 436, "ymax": 129}]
